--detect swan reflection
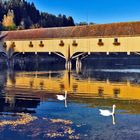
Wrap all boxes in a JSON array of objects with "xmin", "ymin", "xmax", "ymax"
[
  {"xmin": 112, "ymin": 114, "xmax": 116, "ymax": 125},
  {"xmin": 56, "ymin": 91, "xmax": 68, "ymax": 108},
  {"xmin": 99, "ymin": 105, "xmax": 116, "ymax": 125}
]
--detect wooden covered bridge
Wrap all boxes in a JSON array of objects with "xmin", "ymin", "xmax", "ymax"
[{"xmin": 1, "ymin": 21, "xmax": 140, "ymax": 69}]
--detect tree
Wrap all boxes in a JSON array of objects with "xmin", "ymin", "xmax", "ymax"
[
  {"xmin": 0, "ymin": 0, "xmax": 76, "ymax": 30},
  {"xmin": 20, "ymin": 17, "xmax": 33, "ymax": 29},
  {"xmin": 67, "ymin": 16, "xmax": 75, "ymax": 26},
  {"xmin": 62, "ymin": 15, "xmax": 68, "ymax": 26},
  {"xmin": 2, "ymin": 9, "xmax": 16, "ymax": 30},
  {"xmin": 89, "ymin": 22, "xmax": 96, "ymax": 25},
  {"xmin": 76, "ymin": 22, "xmax": 88, "ymax": 26},
  {"xmin": 0, "ymin": 22, "xmax": 2, "ymax": 31}
]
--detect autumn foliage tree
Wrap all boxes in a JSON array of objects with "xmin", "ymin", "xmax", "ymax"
[{"xmin": 2, "ymin": 9, "xmax": 16, "ymax": 30}]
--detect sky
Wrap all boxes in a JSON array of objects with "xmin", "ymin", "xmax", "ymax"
[{"xmin": 27, "ymin": 0, "xmax": 140, "ymax": 24}]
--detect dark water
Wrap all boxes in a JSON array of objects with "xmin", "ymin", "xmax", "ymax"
[{"xmin": 0, "ymin": 61, "xmax": 140, "ymax": 140}]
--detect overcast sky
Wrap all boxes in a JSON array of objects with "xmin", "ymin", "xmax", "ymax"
[{"xmin": 27, "ymin": 0, "xmax": 140, "ymax": 24}]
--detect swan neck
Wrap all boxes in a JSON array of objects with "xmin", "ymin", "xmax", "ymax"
[
  {"xmin": 112, "ymin": 106, "xmax": 115, "ymax": 114},
  {"xmin": 65, "ymin": 92, "xmax": 67, "ymax": 99}
]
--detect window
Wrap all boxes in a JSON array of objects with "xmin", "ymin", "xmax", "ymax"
[
  {"xmin": 29, "ymin": 41, "xmax": 33, "ymax": 47},
  {"xmin": 72, "ymin": 40, "xmax": 78, "ymax": 47},
  {"xmin": 39, "ymin": 41, "xmax": 44, "ymax": 47},
  {"xmin": 98, "ymin": 39, "xmax": 104, "ymax": 46},
  {"xmin": 3, "ymin": 42, "xmax": 7, "ymax": 49},
  {"xmin": 99, "ymin": 39, "xmax": 102, "ymax": 43},
  {"xmin": 113, "ymin": 38, "xmax": 120, "ymax": 46},
  {"xmin": 114, "ymin": 38, "xmax": 118, "ymax": 43},
  {"xmin": 11, "ymin": 42, "xmax": 16, "ymax": 48},
  {"xmin": 59, "ymin": 40, "xmax": 64, "ymax": 47}
]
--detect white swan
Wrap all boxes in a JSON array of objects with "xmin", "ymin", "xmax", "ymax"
[
  {"xmin": 56, "ymin": 91, "xmax": 67, "ymax": 107},
  {"xmin": 99, "ymin": 104, "xmax": 116, "ymax": 116},
  {"xmin": 56, "ymin": 91, "xmax": 67, "ymax": 100}
]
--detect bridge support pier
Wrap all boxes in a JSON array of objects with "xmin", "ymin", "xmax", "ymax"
[
  {"xmin": 76, "ymin": 57, "xmax": 82, "ymax": 72},
  {"xmin": 65, "ymin": 59, "xmax": 72, "ymax": 70},
  {"xmin": 7, "ymin": 57, "xmax": 14, "ymax": 69}
]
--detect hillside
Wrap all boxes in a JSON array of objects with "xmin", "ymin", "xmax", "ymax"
[{"xmin": 0, "ymin": 0, "xmax": 75, "ymax": 30}]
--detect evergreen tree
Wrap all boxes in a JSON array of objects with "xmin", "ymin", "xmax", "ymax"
[
  {"xmin": 0, "ymin": 0, "xmax": 75, "ymax": 30},
  {"xmin": 67, "ymin": 16, "xmax": 75, "ymax": 26},
  {"xmin": 0, "ymin": 22, "xmax": 2, "ymax": 31}
]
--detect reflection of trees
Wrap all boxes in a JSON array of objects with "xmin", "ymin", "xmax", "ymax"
[
  {"xmin": 113, "ymin": 88, "xmax": 120, "ymax": 98},
  {"xmin": 98, "ymin": 87, "xmax": 104, "ymax": 97}
]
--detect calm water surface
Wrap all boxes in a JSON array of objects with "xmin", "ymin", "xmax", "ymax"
[{"xmin": 0, "ymin": 63, "xmax": 140, "ymax": 140}]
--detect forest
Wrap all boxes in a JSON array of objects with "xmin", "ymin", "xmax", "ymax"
[{"xmin": 0, "ymin": 0, "xmax": 75, "ymax": 30}]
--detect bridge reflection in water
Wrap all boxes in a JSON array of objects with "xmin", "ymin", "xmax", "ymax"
[
  {"xmin": 5, "ymin": 70, "xmax": 140, "ymax": 99},
  {"xmin": 0, "ymin": 69, "xmax": 140, "ymax": 114}
]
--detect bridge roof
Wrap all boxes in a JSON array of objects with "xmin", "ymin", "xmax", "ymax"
[
  {"xmin": 0, "ymin": 32, "xmax": 7, "ymax": 40},
  {"xmin": 3, "ymin": 21, "xmax": 140, "ymax": 40}
]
